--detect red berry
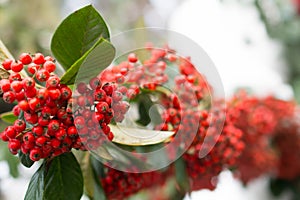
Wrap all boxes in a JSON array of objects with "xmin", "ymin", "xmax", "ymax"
[
  {"xmin": 44, "ymin": 56, "xmax": 54, "ymax": 62},
  {"xmin": 24, "ymin": 112, "xmax": 38, "ymax": 124},
  {"xmin": 2, "ymin": 59, "xmax": 12, "ymax": 70},
  {"xmin": 28, "ymin": 98, "xmax": 41, "ymax": 111},
  {"xmin": 10, "ymin": 61, "xmax": 24, "ymax": 72},
  {"xmin": 41, "ymin": 106, "xmax": 52, "ymax": 118},
  {"xmin": 92, "ymin": 112, "xmax": 104, "ymax": 123},
  {"xmin": 19, "ymin": 53, "xmax": 32, "ymax": 65},
  {"xmin": 0, "ymin": 79, "xmax": 11, "ymax": 92},
  {"xmin": 14, "ymin": 119, "xmax": 26, "ymax": 132},
  {"xmin": 22, "ymin": 142, "xmax": 35, "ymax": 151},
  {"xmin": 46, "ymin": 75, "xmax": 60, "ymax": 88},
  {"xmin": 55, "ymin": 128, "xmax": 66, "ymax": 140},
  {"xmin": 77, "ymin": 82, "xmax": 87, "ymax": 94},
  {"xmin": 48, "ymin": 120, "xmax": 60, "ymax": 133},
  {"xmin": 25, "ymin": 87, "xmax": 37, "ymax": 98},
  {"xmin": 37, "ymin": 88, "xmax": 49, "ymax": 100},
  {"xmin": 74, "ymin": 116, "xmax": 85, "ymax": 129},
  {"xmin": 50, "ymin": 138, "xmax": 61, "ymax": 149},
  {"xmin": 38, "ymin": 117, "xmax": 50, "ymax": 127},
  {"xmin": 12, "ymin": 105, "xmax": 20, "ymax": 116},
  {"xmin": 57, "ymin": 109, "xmax": 67, "ymax": 120},
  {"xmin": 1, "ymin": 131, "xmax": 9, "ymax": 142},
  {"xmin": 8, "ymin": 139, "xmax": 21, "ymax": 152},
  {"xmin": 32, "ymin": 126, "xmax": 44, "ymax": 136},
  {"xmin": 94, "ymin": 89, "xmax": 107, "ymax": 101},
  {"xmin": 36, "ymin": 136, "xmax": 48, "ymax": 146},
  {"xmin": 41, "ymin": 144, "xmax": 52, "ymax": 158},
  {"xmin": 27, "ymin": 63, "xmax": 38, "ymax": 75},
  {"xmin": 15, "ymin": 91, "xmax": 25, "ymax": 101},
  {"xmin": 48, "ymin": 88, "xmax": 61, "ymax": 100},
  {"xmin": 89, "ymin": 77, "xmax": 102, "ymax": 89},
  {"xmin": 128, "ymin": 53, "xmax": 138, "ymax": 63},
  {"xmin": 167, "ymin": 54, "xmax": 177, "ymax": 62},
  {"xmin": 9, "ymin": 73, "xmax": 21, "ymax": 82},
  {"xmin": 102, "ymin": 84, "xmax": 114, "ymax": 96},
  {"xmin": 33, "ymin": 53, "xmax": 45, "ymax": 65},
  {"xmin": 3, "ymin": 91, "xmax": 15, "ymax": 103},
  {"xmin": 5, "ymin": 126, "xmax": 16, "ymax": 139},
  {"xmin": 43, "ymin": 61, "xmax": 56, "ymax": 73},
  {"xmin": 112, "ymin": 91, "xmax": 123, "ymax": 102},
  {"xmin": 29, "ymin": 148, "xmax": 42, "ymax": 161},
  {"xmin": 107, "ymin": 131, "xmax": 114, "ymax": 141},
  {"xmin": 23, "ymin": 77, "xmax": 36, "ymax": 90},
  {"xmin": 18, "ymin": 100, "xmax": 30, "ymax": 112},
  {"xmin": 96, "ymin": 102, "xmax": 109, "ymax": 114},
  {"xmin": 23, "ymin": 132, "xmax": 35, "ymax": 144},
  {"xmin": 20, "ymin": 144, "xmax": 29, "ymax": 154},
  {"xmin": 11, "ymin": 81, "xmax": 23, "ymax": 93},
  {"xmin": 36, "ymin": 69, "xmax": 50, "ymax": 82},
  {"xmin": 60, "ymin": 86, "xmax": 72, "ymax": 100},
  {"xmin": 67, "ymin": 126, "xmax": 77, "ymax": 138},
  {"xmin": 62, "ymin": 137, "xmax": 72, "ymax": 147}
]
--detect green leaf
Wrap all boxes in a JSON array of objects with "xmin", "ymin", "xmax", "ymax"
[
  {"xmin": 90, "ymin": 155, "xmax": 107, "ymax": 200},
  {"xmin": 60, "ymin": 38, "xmax": 114, "ymax": 85},
  {"xmin": 0, "ymin": 39, "xmax": 14, "ymax": 62},
  {"xmin": 25, "ymin": 163, "xmax": 45, "ymax": 200},
  {"xmin": 74, "ymin": 39, "xmax": 115, "ymax": 84},
  {"xmin": 19, "ymin": 151, "xmax": 34, "ymax": 168},
  {"xmin": 6, "ymin": 153, "xmax": 19, "ymax": 178},
  {"xmin": 109, "ymin": 124, "xmax": 174, "ymax": 146},
  {"xmin": 0, "ymin": 112, "xmax": 17, "ymax": 125},
  {"xmin": 51, "ymin": 5, "xmax": 110, "ymax": 70},
  {"xmin": 44, "ymin": 152, "xmax": 84, "ymax": 200},
  {"xmin": 73, "ymin": 151, "xmax": 106, "ymax": 200},
  {"xmin": 174, "ymin": 157, "xmax": 190, "ymax": 194},
  {"xmin": 269, "ymin": 178, "xmax": 289, "ymax": 197},
  {"xmin": 0, "ymin": 141, "xmax": 19, "ymax": 178}
]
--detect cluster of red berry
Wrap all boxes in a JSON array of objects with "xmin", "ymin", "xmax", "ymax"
[
  {"xmin": 101, "ymin": 166, "xmax": 173, "ymax": 200},
  {"xmin": 227, "ymin": 92, "xmax": 296, "ymax": 183},
  {"xmin": 183, "ymin": 107, "xmax": 244, "ymax": 190},
  {"xmin": 273, "ymin": 117, "xmax": 300, "ymax": 180},
  {"xmin": 0, "ymin": 53, "xmax": 84, "ymax": 161},
  {"xmin": 95, "ymin": 46, "xmax": 246, "ymax": 197},
  {"xmin": 72, "ymin": 79, "xmax": 130, "ymax": 150}
]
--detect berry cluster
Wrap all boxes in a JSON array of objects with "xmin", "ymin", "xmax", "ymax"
[
  {"xmin": 72, "ymin": 79, "xmax": 129, "ymax": 150},
  {"xmin": 228, "ymin": 92, "xmax": 296, "ymax": 183},
  {"xmin": 100, "ymin": 166, "xmax": 173, "ymax": 200},
  {"xmin": 183, "ymin": 108, "xmax": 244, "ymax": 190},
  {"xmin": 97, "ymin": 45, "xmax": 246, "ymax": 196},
  {"xmin": 0, "ymin": 53, "xmax": 83, "ymax": 161},
  {"xmin": 273, "ymin": 115, "xmax": 300, "ymax": 180}
]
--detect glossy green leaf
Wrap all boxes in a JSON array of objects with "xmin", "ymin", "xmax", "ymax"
[
  {"xmin": 60, "ymin": 38, "xmax": 114, "ymax": 85},
  {"xmin": 0, "ymin": 141, "xmax": 19, "ymax": 177},
  {"xmin": 73, "ymin": 151, "xmax": 103, "ymax": 199},
  {"xmin": 44, "ymin": 152, "xmax": 83, "ymax": 200},
  {"xmin": 25, "ymin": 163, "xmax": 45, "ymax": 200},
  {"xmin": 174, "ymin": 157, "xmax": 190, "ymax": 194},
  {"xmin": 19, "ymin": 151, "xmax": 34, "ymax": 168},
  {"xmin": 0, "ymin": 112, "xmax": 17, "ymax": 125},
  {"xmin": 51, "ymin": 5, "xmax": 110, "ymax": 70},
  {"xmin": 74, "ymin": 39, "xmax": 115, "ymax": 84},
  {"xmin": 90, "ymin": 155, "xmax": 107, "ymax": 200}
]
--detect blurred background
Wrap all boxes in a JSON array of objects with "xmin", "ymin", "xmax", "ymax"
[{"xmin": 0, "ymin": 0, "xmax": 299, "ymax": 199}]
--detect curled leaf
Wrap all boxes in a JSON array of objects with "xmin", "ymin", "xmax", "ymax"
[{"xmin": 110, "ymin": 125, "xmax": 175, "ymax": 146}]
